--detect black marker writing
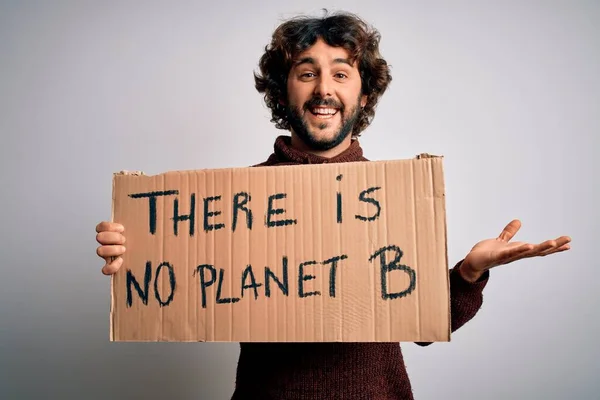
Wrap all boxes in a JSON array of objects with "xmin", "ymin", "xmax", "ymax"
[
  {"xmin": 322, "ymin": 254, "xmax": 348, "ymax": 298},
  {"xmin": 356, "ymin": 187, "xmax": 382, "ymax": 222},
  {"xmin": 241, "ymin": 265, "xmax": 262, "ymax": 299},
  {"xmin": 173, "ymin": 194, "xmax": 195, "ymax": 237},
  {"xmin": 336, "ymin": 174, "xmax": 343, "ymax": 223},
  {"xmin": 265, "ymin": 256, "xmax": 289, "ymax": 297},
  {"xmin": 129, "ymin": 190, "xmax": 179, "ymax": 234},
  {"xmin": 154, "ymin": 262, "xmax": 176, "ymax": 307},
  {"xmin": 369, "ymin": 245, "xmax": 416, "ymax": 300},
  {"xmin": 266, "ymin": 193, "xmax": 297, "ymax": 227},
  {"xmin": 216, "ymin": 268, "xmax": 240, "ymax": 305},
  {"xmin": 298, "ymin": 260, "xmax": 319, "ymax": 298},
  {"xmin": 126, "ymin": 261, "xmax": 176, "ymax": 307},
  {"xmin": 204, "ymin": 196, "xmax": 225, "ymax": 232},
  {"xmin": 232, "ymin": 192, "xmax": 253, "ymax": 231}
]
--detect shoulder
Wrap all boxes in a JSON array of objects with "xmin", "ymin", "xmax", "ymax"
[{"xmin": 251, "ymin": 154, "xmax": 278, "ymax": 167}]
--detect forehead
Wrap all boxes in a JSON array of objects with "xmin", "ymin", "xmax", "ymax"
[{"xmin": 293, "ymin": 37, "xmax": 355, "ymax": 67}]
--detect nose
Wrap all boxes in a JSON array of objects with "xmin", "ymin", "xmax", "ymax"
[{"xmin": 314, "ymin": 75, "xmax": 333, "ymax": 98}]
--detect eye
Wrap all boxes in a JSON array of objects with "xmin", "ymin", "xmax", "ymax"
[
  {"xmin": 335, "ymin": 73, "xmax": 348, "ymax": 79},
  {"xmin": 300, "ymin": 72, "xmax": 316, "ymax": 78}
]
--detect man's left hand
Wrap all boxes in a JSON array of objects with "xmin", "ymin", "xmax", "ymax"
[{"xmin": 459, "ymin": 219, "xmax": 571, "ymax": 282}]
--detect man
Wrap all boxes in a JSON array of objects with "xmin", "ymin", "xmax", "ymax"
[{"xmin": 95, "ymin": 11, "xmax": 571, "ymax": 400}]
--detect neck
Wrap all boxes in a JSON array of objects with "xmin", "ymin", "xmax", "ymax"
[{"xmin": 290, "ymin": 132, "xmax": 353, "ymax": 158}]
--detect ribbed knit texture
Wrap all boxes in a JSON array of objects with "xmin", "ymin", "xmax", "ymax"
[{"xmin": 231, "ymin": 136, "xmax": 489, "ymax": 400}]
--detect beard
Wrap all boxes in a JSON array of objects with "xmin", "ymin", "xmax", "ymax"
[{"xmin": 285, "ymin": 94, "xmax": 362, "ymax": 151}]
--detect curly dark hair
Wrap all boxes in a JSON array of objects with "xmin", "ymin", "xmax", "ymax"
[{"xmin": 254, "ymin": 10, "xmax": 392, "ymax": 138}]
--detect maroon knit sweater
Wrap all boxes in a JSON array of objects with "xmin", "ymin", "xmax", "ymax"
[{"xmin": 230, "ymin": 136, "xmax": 489, "ymax": 400}]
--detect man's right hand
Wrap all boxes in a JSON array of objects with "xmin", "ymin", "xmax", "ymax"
[{"xmin": 96, "ymin": 221, "xmax": 126, "ymax": 275}]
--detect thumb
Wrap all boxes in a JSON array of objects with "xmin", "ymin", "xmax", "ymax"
[{"xmin": 498, "ymin": 219, "xmax": 521, "ymax": 242}]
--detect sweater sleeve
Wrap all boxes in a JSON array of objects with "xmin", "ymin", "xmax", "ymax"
[{"xmin": 415, "ymin": 260, "xmax": 489, "ymax": 347}]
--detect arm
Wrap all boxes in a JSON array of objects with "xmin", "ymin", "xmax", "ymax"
[
  {"xmin": 415, "ymin": 259, "xmax": 489, "ymax": 347},
  {"xmin": 415, "ymin": 219, "xmax": 570, "ymax": 347}
]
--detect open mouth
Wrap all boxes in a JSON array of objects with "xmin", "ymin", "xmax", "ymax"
[{"xmin": 309, "ymin": 107, "xmax": 339, "ymax": 119}]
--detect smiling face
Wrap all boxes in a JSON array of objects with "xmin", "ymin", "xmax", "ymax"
[{"xmin": 285, "ymin": 38, "xmax": 367, "ymax": 151}]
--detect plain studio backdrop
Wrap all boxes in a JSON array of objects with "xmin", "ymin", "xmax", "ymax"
[{"xmin": 1, "ymin": 1, "xmax": 598, "ymax": 399}]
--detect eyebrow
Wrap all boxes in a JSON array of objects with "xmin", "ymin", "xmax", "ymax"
[{"xmin": 293, "ymin": 57, "xmax": 353, "ymax": 67}]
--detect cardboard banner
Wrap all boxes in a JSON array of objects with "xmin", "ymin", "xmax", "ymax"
[{"xmin": 109, "ymin": 155, "xmax": 450, "ymax": 342}]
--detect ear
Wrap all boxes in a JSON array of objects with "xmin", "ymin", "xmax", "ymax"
[{"xmin": 360, "ymin": 94, "xmax": 367, "ymax": 108}]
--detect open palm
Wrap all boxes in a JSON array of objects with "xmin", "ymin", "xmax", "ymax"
[{"xmin": 461, "ymin": 219, "xmax": 571, "ymax": 281}]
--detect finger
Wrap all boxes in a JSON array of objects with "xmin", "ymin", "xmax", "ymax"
[
  {"xmin": 532, "ymin": 239, "xmax": 558, "ymax": 254},
  {"xmin": 529, "ymin": 236, "xmax": 571, "ymax": 257},
  {"xmin": 492, "ymin": 243, "xmax": 534, "ymax": 265},
  {"xmin": 540, "ymin": 243, "xmax": 571, "ymax": 257},
  {"xmin": 97, "ymin": 245, "xmax": 126, "ymax": 258},
  {"xmin": 102, "ymin": 256, "xmax": 123, "ymax": 275},
  {"xmin": 503, "ymin": 240, "xmax": 554, "ymax": 262},
  {"xmin": 498, "ymin": 219, "xmax": 521, "ymax": 242},
  {"xmin": 96, "ymin": 221, "xmax": 125, "ymax": 233},
  {"xmin": 503, "ymin": 239, "xmax": 571, "ymax": 263},
  {"xmin": 96, "ymin": 231, "xmax": 126, "ymax": 245},
  {"xmin": 555, "ymin": 236, "xmax": 572, "ymax": 246}
]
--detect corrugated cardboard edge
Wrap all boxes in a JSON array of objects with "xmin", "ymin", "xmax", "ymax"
[
  {"xmin": 109, "ymin": 170, "xmax": 145, "ymax": 342},
  {"xmin": 415, "ymin": 153, "xmax": 451, "ymax": 341},
  {"xmin": 415, "ymin": 153, "xmax": 442, "ymax": 160}
]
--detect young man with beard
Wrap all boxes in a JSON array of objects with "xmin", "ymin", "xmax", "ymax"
[{"xmin": 95, "ymin": 11, "xmax": 571, "ymax": 400}]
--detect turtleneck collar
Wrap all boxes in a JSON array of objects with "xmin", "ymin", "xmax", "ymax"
[{"xmin": 258, "ymin": 135, "xmax": 368, "ymax": 166}]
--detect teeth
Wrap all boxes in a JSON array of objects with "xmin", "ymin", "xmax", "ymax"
[{"xmin": 312, "ymin": 108, "xmax": 337, "ymax": 115}]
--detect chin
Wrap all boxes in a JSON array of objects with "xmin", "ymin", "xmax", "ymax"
[
  {"xmin": 310, "ymin": 130, "xmax": 338, "ymax": 143},
  {"xmin": 301, "ymin": 131, "xmax": 350, "ymax": 151},
  {"xmin": 288, "ymin": 107, "xmax": 356, "ymax": 151}
]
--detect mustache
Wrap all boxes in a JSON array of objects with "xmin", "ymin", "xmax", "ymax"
[{"xmin": 303, "ymin": 97, "xmax": 344, "ymax": 111}]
